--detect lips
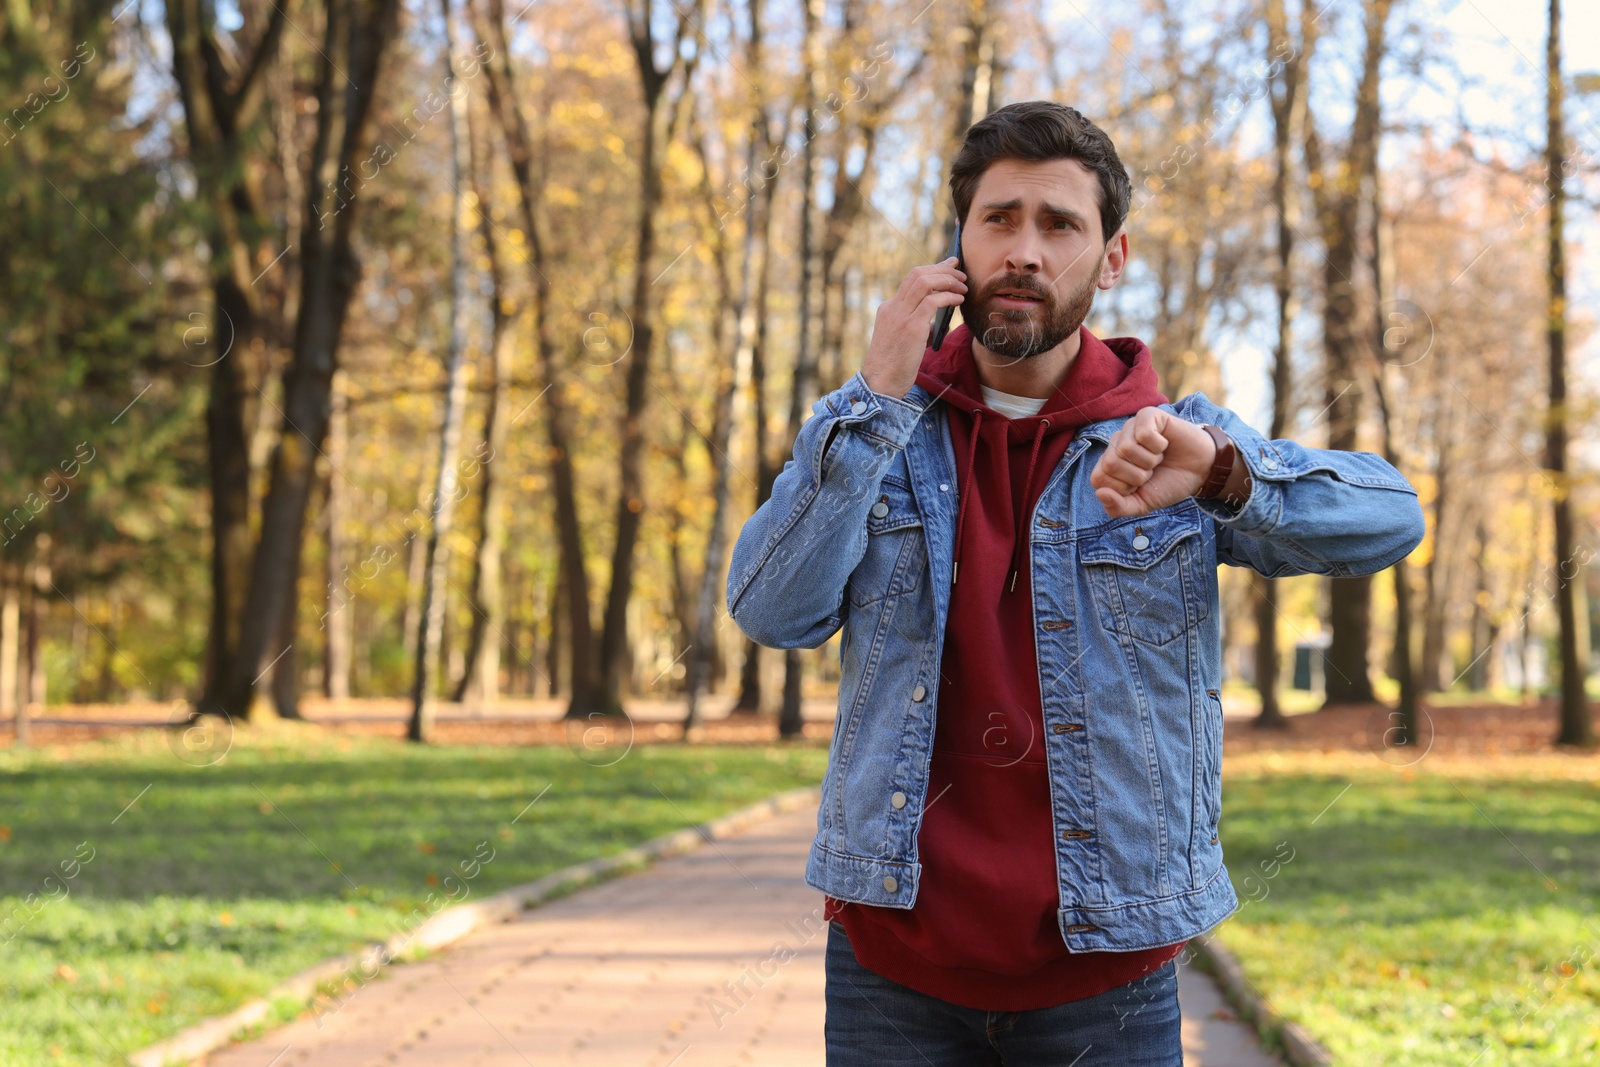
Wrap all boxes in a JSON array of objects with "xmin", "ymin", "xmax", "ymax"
[{"xmin": 994, "ymin": 287, "xmax": 1044, "ymax": 302}]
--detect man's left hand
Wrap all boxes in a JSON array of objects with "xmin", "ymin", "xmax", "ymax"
[{"xmin": 1089, "ymin": 407, "xmax": 1228, "ymax": 518}]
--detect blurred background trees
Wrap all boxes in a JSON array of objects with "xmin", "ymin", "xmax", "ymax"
[{"xmin": 1, "ymin": 0, "xmax": 1596, "ymax": 747}]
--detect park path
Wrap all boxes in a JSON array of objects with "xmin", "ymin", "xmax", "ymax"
[{"xmin": 205, "ymin": 805, "xmax": 1278, "ymax": 1067}]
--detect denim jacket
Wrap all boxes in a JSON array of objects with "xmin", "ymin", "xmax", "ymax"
[{"xmin": 726, "ymin": 368, "xmax": 1425, "ymax": 952}]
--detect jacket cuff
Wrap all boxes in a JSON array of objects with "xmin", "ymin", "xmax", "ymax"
[
  {"xmin": 1191, "ymin": 429, "xmax": 1283, "ymax": 537},
  {"xmin": 822, "ymin": 370, "xmax": 927, "ymax": 452}
]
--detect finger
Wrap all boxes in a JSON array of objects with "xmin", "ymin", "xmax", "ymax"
[
  {"xmin": 1091, "ymin": 456, "xmax": 1138, "ymax": 496},
  {"xmin": 915, "ymin": 288, "xmax": 968, "ymax": 315},
  {"xmin": 1114, "ymin": 437, "xmax": 1164, "ymax": 471},
  {"xmin": 1099, "ymin": 452, "xmax": 1152, "ymax": 490},
  {"xmin": 1132, "ymin": 410, "xmax": 1170, "ymax": 454},
  {"xmin": 920, "ymin": 271, "xmax": 969, "ymax": 295},
  {"xmin": 1095, "ymin": 485, "xmax": 1133, "ymax": 516}
]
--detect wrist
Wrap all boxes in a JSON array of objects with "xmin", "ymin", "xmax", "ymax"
[{"xmin": 1194, "ymin": 424, "xmax": 1251, "ymax": 509}]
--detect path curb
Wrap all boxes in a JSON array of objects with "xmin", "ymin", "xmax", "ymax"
[
  {"xmin": 126, "ymin": 785, "xmax": 821, "ymax": 1067},
  {"xmin": 1190, "ymin": 935, "xmax": 1334, "ymax": 1066}
]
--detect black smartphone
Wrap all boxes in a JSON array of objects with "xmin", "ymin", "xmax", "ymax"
[{"xmin": 927, "ymin": 220, "xmax": 963, "ymax": 352}]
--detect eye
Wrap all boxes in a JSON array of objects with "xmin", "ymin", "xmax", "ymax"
[{"xmin": 984, "ymin": 213, "xmax": 1004, "ymax": 223}]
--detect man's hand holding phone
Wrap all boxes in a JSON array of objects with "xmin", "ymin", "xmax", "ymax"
[{"xmin": 861, "ymin": 256, "xmax": 967, "ymax": 400}]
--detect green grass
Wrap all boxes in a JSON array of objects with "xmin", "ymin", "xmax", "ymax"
[
  {"xmin": 1215, "ymin": 757, "xmax": 1600, "ymax": 1065},
  {"xmin": 0, "ymin": 726, "xmax": 825, "ymax": 1066}
]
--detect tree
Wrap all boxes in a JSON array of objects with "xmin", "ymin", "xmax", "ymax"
[
  {"xmin": 1253, "ymin": 0, "xmax": 1316, "ymax": 728},
  {"xmin": 1302, "ymin": 0, "xmax": 1395, "ymax": 707},
  {"xmin": 1544, "ymin": 0, "xmax": 1594, "ymax": 748},
  {"xmin": 219, "ymin": 0, "xmax": 404, "ymax": 719},
  {"xmin": 451, "ymin": 89, "xmax": 516, "ymax": 707},
  {"xmin": 591, "ymin": 0, "xmax": 703, "ymax": 717},
  {"xmin": 163, "ymin": 0, "xmax": 289, "ymax": 716},
  {"xmin": 476, "ymin": 0, "xmax": 600, "ymax": 716},
  {"xmin": 407, "ymin": 0, "xmax": 478, "ymax": 743}
]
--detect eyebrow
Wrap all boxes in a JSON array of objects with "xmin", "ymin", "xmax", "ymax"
[{"xmin": 978, "ymin": 198, "xmax": 1087, "ymax": 226}]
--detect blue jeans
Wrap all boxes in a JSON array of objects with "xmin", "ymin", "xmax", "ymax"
[{"xmin": 824, "ymin": 921, "xmax": 1183, "ymax": 1066}]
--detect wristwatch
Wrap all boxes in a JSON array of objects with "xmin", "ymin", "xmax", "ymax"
[{"xmin": 1196, "ymin": 424, "xmax": 1237, "ymax": 501}]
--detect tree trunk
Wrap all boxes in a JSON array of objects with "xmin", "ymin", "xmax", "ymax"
[
  {"xmin": 269, "ymin": 489, "xmax": 308, "ymax": 718},
  {"xmin": 683, "ymin": 106, "xmax": 755, "ymax": 736},
  {"xmin": 731, "ymin": 0, "xmax": 789, "ymax": 718},
  {"xmin": 775, "ymin": 0, "xmax": 826, "ymax": 742},
  {"xmin": 1, "ymin": 564, "xmax": 19, "ymax": 740},
  {"xmin": 547, "ymin": 565, "xmax": 564, "ymax": 698},
  {"xmin": 217, "ymin": 0, "xmax": 403, "ymax": 719},
  {"xmin": 1371, "ymin": 160, "xmax": 1418, "ymax": 748},
  {"xmin": 323, "ymin": 371, "xmax": 352, "ymax": 700},
  {"xmin": 163, "ymin": 0, "xmax": 289, "ymax": 719},
  {"xmin": 1253, "ymin": 0, "xmax": 1312, "ymax": 729},
  {"xmin": 1419, "ymin": 388, "xmax": 1452, "ymax": 693},
  {"xmin": 24, "ymin": 536, "xmax": 49, "ymax": 730},
  {"xmin": 595, "ymin": 0, "xmax": 701, "ymax": 717},
  {"xmin": 477, "ymin": 0, "xmax": 599, "ymax": 718},
  {"xmin": 201, "ymin": 284, "xmax": 258, "ymax": 716},
  {"xmin": 408, "ymin": 0, "xmax": 476, "ymax": 743},
  {"xmin": 453, "ymin": 94, "xmax": 514, "ymax": 707},
  {"xmin": 1304, "ymin": 0, "xmax": 1392, "ymax": 708},
  {"xmin": 1466, "ymin": 515, "xmax": 1493, "ymax": 691},
  {"xmin": 1546, "ymin": 0, "xmax": 1594, "ymax": 747}
]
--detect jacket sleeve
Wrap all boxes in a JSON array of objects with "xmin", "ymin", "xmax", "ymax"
[
  {"xmin": 726, "ymin": 370, "xmax": 927, "ymax": 649},
  {"xmin": 1171, "ymin": 392, "xmax": 1426, "ymax": 578}
]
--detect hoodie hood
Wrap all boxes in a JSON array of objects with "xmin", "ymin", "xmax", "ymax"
[{"xmin": 913, "ymin": 321, "xmax": 1169, "ymax": 591}]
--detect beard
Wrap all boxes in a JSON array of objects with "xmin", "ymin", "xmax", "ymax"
[{"xmin": 963, "ymin": 259, "xmax": 1101, "ymax": 360}]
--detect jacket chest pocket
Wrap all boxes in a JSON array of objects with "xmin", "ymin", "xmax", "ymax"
[
  {"xmin": 848, "ymin": 478, "xmax": 925, "ymax": 608},
  {"xmin": 1078, "ymin": 506, "xmax": 1209, "ymax": 646}
]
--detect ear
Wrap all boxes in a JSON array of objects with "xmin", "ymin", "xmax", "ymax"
[{"xmin": 1097, "ymin": 230, "xmax": 1128, "ymax": 290}]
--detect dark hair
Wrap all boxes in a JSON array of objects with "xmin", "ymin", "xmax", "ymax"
[{"xmin": 949, "ymin": 101, "xmax": 1131, "ymax": 243}]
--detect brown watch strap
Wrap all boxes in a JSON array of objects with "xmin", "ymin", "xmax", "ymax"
[{"xmin": 1197, "ymin": 424, "xmax": 1235, "ymax": 499}]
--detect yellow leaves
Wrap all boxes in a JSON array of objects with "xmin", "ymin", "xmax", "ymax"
[
  {"xmin": 603, "ymin": 133, "xmax": 626, "ymax": 156},
  {"xmin": 218, "ymin": 911, "xmax": 234, "ymax": 926}
]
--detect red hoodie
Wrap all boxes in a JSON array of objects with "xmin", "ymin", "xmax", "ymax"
[{"xmin": 823, "ymin": 322, "xmax": 1188, "ymax": 1011}]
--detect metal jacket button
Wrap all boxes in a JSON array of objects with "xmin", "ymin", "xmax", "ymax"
[
  {"xmin": 911, "ymin": 685, "xmax": 927, "ymax": 701},
  {"xmin": 882, "ymin": 875, "xmax": 898, "ymax": 892},
  {"xmin": 939, "ymin": 483, "xmax": 949, "ymax": 491},
  {"xmin": 891, "ymin": 791, "xmax": 907, "ymax": 809},
  {"xmin": 850, "ymin": 399, "xmax": 868, "ymax": 415},
  {"xmin": 871, "ymin": 501, "xmax": 889, "ymax": 518},
  {"xmin": 1131, "ymin": 533, "xmax": 1150, "ymax": 550}
]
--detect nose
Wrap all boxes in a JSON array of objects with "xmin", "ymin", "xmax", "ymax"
[{"xmin": 1003, "ymin": 230, "xmax": 1042, "ymax": 277}]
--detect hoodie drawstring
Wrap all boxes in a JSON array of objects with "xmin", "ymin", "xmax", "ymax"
[
  {"xmin": 1009, "ymin": 418, "xmax": 1049, "ymax": 592},
  {"xmin": 950, "ymin": 410, "xmax": 1049, "ymax": 594},
  {"xmin": 951, "ymin": 409, "xmax": 982, "ymax": 585}
]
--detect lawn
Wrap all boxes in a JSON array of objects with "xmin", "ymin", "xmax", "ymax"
[
  {"xmin": 0, "ymin": 724, "xmax": 826, "ymax": 1066},
  {"xmin": 1213, "ymin": 750, "xmax": 1600, "ymax": 1066}
]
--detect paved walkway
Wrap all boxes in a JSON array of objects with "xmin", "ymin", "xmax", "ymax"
[{"xmin": 207, "ymin": 806, "xmax": 1277, "ymax": 1067}]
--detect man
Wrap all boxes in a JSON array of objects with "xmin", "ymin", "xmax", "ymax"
[{"xmin": 725, "ymin": 101, "xmax": 1423, "ymax": 1066}]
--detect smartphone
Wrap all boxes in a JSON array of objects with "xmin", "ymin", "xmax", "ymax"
[{"xmin": 927, "ymin": 220, "xmax": 963, "ymax": 352}]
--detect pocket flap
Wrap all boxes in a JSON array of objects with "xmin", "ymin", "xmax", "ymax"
[
  {"xmin": 1078, "ymin": 505, "xmax": 1203, "ymax": 570},
  {"xmin": 866, "ymin": 480, "xmax": 921, "ymax": 534}
]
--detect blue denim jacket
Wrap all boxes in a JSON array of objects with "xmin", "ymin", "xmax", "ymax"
[{"xmin": 726, "ymin": 368, "xmax": 1425, "ymax": 952}]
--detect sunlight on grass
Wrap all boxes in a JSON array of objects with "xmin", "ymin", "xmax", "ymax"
[
  {"xmin": 1215, "ymin": 751, "xmax": 1600, "ymax": 1066},
  {"xmin": 0, "ymin": 729, "xmax": 826, "ymax": 1066}
]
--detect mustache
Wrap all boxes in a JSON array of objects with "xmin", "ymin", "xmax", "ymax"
[{"xmin": 981, "ymin": 277, "xmax": 1051, "ymax": 301}]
